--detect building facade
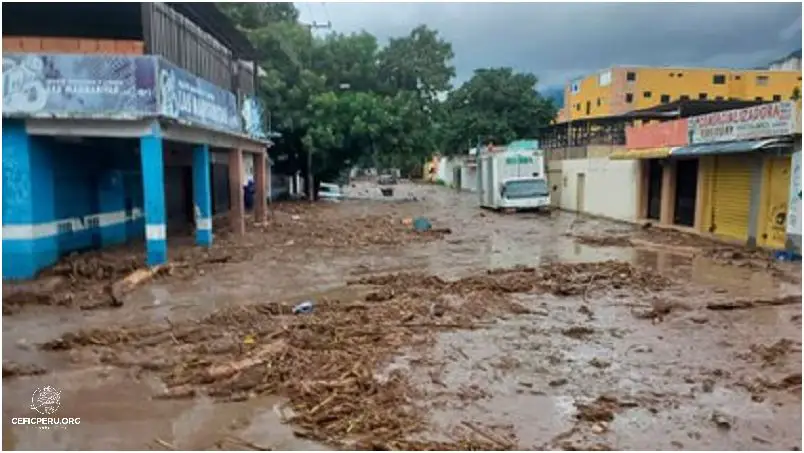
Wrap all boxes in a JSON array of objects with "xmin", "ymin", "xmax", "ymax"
[
  {"xmin": 558, "ymin": 66, "xmax": 802, "ymax": 122},
  {"xmin": 767, "ymin": 50, "xmax": 802, "ymax": 72},
  {"xmin": 2, "ymin": 3, "xmax": 271, "ymax": 279},
  {"xmin": 614, "ymin": 101, "xmax": 801, "ymax": 253}
]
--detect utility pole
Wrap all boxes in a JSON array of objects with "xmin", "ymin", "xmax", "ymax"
[{"xmin": 301, "ymin": 20, "xmax": 332, "ymax": 201}]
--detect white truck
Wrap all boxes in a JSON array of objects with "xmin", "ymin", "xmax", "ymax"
[{"xmin": 478, "ymin": 146, "xmax": 550, "ymax": 212}]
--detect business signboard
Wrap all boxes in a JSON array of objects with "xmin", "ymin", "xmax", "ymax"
[
  {"xmin": 2, "ymin": 53, "xmax": 157, "ymax": 118},
  {"xmin": 157, "ymin": 60, "xmax": 241, "ymax": 134},
  {"xmin": 688, "ymin": 101, "xmax": 797, "ymax": 144},
  {"xmin": 241, "ymin": 96, "xmax": 267, "ymax": 139}
]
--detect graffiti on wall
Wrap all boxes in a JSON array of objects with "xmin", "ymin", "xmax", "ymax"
[
  {"xmin": 2, "ymin": 53, "xmax": 157, "ymax": 117},
  {"xmin": 787, "ymin": 150, "xmax": 802, "ymax": 237},
  {"xmin": 157, "ymin": 60, "xmax": 241, "ymax": 134}
]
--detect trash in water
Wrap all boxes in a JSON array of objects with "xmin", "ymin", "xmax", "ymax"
[
  {"xmin": 402, "ymin": 217, "xmax": 413, "ymax": 226},
  {"xmin": 773, "ymin": 250, "xmax": 801, "ymax": 262},
  {"xmin": 293, "ymin": 301, "xmax": 314, "ymax": 314},
  {"xmin": 413, "ymin": 217, "xmax": 432, "ymax": 232}
]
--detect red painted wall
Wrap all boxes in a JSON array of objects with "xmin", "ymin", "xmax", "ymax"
[{"xmin": 626, "ymin": 119, "xmax": 689, "ymax": 149}]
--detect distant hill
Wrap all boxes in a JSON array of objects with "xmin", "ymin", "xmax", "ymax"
[{"xmin": 540, "ymin": 86, "xmax": 564, "ymax": 108}]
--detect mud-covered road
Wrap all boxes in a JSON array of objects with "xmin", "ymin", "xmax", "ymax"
[{"xmin": 3, "ymin": 182, "xmax": 802, "ymax": 450}]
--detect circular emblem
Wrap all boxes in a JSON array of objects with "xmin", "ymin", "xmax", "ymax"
[{"xmin": 30, "ymin": 386, "xmax": 61, "ymax": 415}]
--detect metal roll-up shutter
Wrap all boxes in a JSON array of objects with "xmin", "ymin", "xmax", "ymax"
[{"xmin": 710, "ymin": 156, "xmax": 752, "ymax": 242}]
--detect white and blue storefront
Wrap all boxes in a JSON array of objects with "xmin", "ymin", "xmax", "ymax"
[{"xmin": 2, "ymin": 53, "xmax": 269, "ymax": 279}]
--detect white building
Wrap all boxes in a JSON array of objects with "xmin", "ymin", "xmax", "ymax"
[{"xmin": 767, "ymin": 49, "xmax": 802, "ymax": 71}]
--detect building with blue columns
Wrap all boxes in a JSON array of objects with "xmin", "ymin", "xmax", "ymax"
[{"xmin": 2, "ymin": 3, "xmax": 271, "ymax": 279}]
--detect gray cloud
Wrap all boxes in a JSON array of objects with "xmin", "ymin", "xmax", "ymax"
[{"xmin": 298, "ymin": 2, "xmax": 802, "ymax": 88}]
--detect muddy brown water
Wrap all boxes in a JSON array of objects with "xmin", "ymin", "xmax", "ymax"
[{"xmin": 3, "ymin": 183, "xmax": 801, "ymax": 450}]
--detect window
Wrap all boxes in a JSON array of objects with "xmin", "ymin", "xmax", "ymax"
[
  {"xmin": 679, "ymin": 95, "xmax": 690, "ymax": 101},
  {"xmin": 571, "ymin": 82, "xmax": 581, "ymax": 94},
  {"xmin": 586, "ymin": 101, "xmax": 591, "ymax": 115},
  {"xmin": 756, "ymin": 75, "xmax": 769, "ymax": 86},
  {"xmin": 773, "ymin": 94, "xmax": 782, "ymax": 101},
  {"xmin": 715, "ymin": 96, "xmax": 724, "ymax": 101},
  {"xmin": 596, "ymin": 98, "xmax": 601, "ymax": 106},
  {"xmin": 643, "ymin": 91, "xmax": 652, "ymax": 98},
  {"xmin": 660, "ymin": 94, "xmax": 670, "ymax": 104},
  {"xmin": 669, "ymin": 73, "xmax": 675, "ymax": 78},
  {"xmin": 698, "ymin": 93, "xmax": 708, "ymax": 100},
  {"xmin": 735, "ymin": 75, "xmax": 742, "ymax": 80},
  {"xmin": 576, "ymin": 103, "xmax": 581, "ymax": 111},
  {"xmin": 677, "ymin": 73, "xmax": 684, "ymax": 78},
  {"xmin": 598, "ymin": 71, "xmax": 612, "ymax": 87},
  {"xmin": 626, "ymin": 71, "xmax": 636, "ymax": 82},
  {"xmin": 713, "ymin": 74, "xmax": 726, "ymax": 84},
  {"xmin": 625, "ymin": 93, "xmax": 634, "ymax": 103},
  {"xmin": 755, "ymin": 97, "xmax": 764, "ymax": 101}
]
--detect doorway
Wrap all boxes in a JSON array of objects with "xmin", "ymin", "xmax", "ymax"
[
  {"xmin": 576, "ymin": 173, "xmax": 586, "ymax": 212},
  {"xmin": 646, "ymin": 159, "xmax": 663, "ymax": 220},
  {"xmin": 673, "ymin": 159, "xmax": 698, "ymax": 227}
]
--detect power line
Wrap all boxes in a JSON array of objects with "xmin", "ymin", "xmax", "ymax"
[{"xmin": 320, "ymin": 2, "xmax": 332, "ymax": 29}]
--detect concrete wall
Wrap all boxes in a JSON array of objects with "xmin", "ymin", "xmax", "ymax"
[
  {"xmin": 547, "ymin": 145, "xmax": 626, "ymax": 161},
  {"xmin": 558, "ymin": 157, "xmax": 639, "ymax": 221},
  {"xmin": 460, "ymin": 164, "xmax": 478, "ymax": 192},
  {"xmin": 626, "ymin": 119, "xmax": 689, "ymax": 149},
  {"xmin": 3, "ymin": 119, "xmax": 145, "ymax": 279}
]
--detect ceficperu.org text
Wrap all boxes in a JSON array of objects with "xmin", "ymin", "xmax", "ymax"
[{"xmin": 11, "ymin": 417, "xmax": 81, "ymax": 425}]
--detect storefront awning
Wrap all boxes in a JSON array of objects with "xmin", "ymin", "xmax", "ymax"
[
  {"xmin": 671, "ymin": 137, "xmax": 792, "ymax": 157},
  {"xmin": 609, "ymin": 147, "xmax": 673, "ymax": 160}
]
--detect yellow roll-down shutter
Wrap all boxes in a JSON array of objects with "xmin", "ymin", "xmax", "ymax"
[{"xmin": 709, "ymin": 156, "xmax": 752, "ymax": 242}]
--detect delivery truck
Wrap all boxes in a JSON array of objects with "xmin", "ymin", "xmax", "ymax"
[{"xmin": 478, "ymin": 145, "xmax": 550, "ymax": 212}]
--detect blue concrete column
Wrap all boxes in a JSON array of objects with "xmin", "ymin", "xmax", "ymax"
[
  {"xmin": 98, "ymin": 169, "xmax": 127, "ymax": 247},
  {"xmin": 193, "ymin": 144, "xmax": 213, "ymax": 246},
  {"xmin": 2, "ymin": 119, "xmax": 57, "ymax": 279},
  {"xmin": 140, "ymin": 131, "xmax": 167, "ymax": 266}
]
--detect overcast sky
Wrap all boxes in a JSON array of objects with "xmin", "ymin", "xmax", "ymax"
[{"xmin": 297, "ymin": 2, "xmax": 802, "ymax": 89}]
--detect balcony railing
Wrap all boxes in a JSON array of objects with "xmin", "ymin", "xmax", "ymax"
[{"xmin": 2, "ymin": 52, "xmax": 267, "ymax": 140}]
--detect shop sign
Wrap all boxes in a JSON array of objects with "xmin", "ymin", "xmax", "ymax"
[
  {"xmin": 688, "ymin": 101, "xmax": 797, "ymax": 144},
  {"xmin": 2, "ymin": 53, "xmax": 157, "ymax": 118},
  {"xmin": 787, "ymin": 150, "xmax": 802, "ymax": 237},
  {"xmin": 157, "ymin": 59, "xmax": 241, "ymax": 134}
]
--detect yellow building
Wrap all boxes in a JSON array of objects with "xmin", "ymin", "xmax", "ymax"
[{"xmin": 559, "ymin": 66, "xmax": 802, "ymax": 121}]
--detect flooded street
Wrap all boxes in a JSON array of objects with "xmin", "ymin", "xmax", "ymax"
[{"xmin": 3, "ymin": 182, "xmax": 802, "ymax": 450}]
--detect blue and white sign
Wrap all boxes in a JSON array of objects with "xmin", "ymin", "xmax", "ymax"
[
  {"xmin": 241, "ymin": 96, "xmax": 267, "ymax": 139},
  {"xmin": 157, "ymin": 60, "xmax": 241, "ymax": 133},
  {"xmin": 2, "ymin": 53, "xmax": 157, "ymax": 118}
]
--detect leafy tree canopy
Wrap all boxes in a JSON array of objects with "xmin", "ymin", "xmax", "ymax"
[{"xmin": 219, "ymin": 3, "xmax": 556, "ymax": 184}]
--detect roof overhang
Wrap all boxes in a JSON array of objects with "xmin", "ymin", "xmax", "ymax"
[
  {"xmin": 609, "ymin": 147, "xmax": 673, "ymax": 160},
  {"xmin": 671, "ymin": 137, "xmax": 794, "ymax": 158}
]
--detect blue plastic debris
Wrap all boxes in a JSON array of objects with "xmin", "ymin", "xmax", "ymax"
[
  {"xmin": 773, "ymin": 250, "xmax": 802, "ymax": 262},
  {"xmin": 412, "ymin": 217, "xmax": 432, "ymax": 233},
  {"xmin": 293, "ymin": 300, "xmax": 314, "ymax": 314}
]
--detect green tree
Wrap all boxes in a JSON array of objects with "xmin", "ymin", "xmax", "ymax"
[
  {"xmin": 441, "ymin": 67, "xmax": 556, "ymax": 155},
  {"xmin": 216, "ymin": 2, "xmax": 298, "ymax": 29},
  {"xmin": 220, "ymin": 4, "xmax": 554, "ymax": 189}
]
